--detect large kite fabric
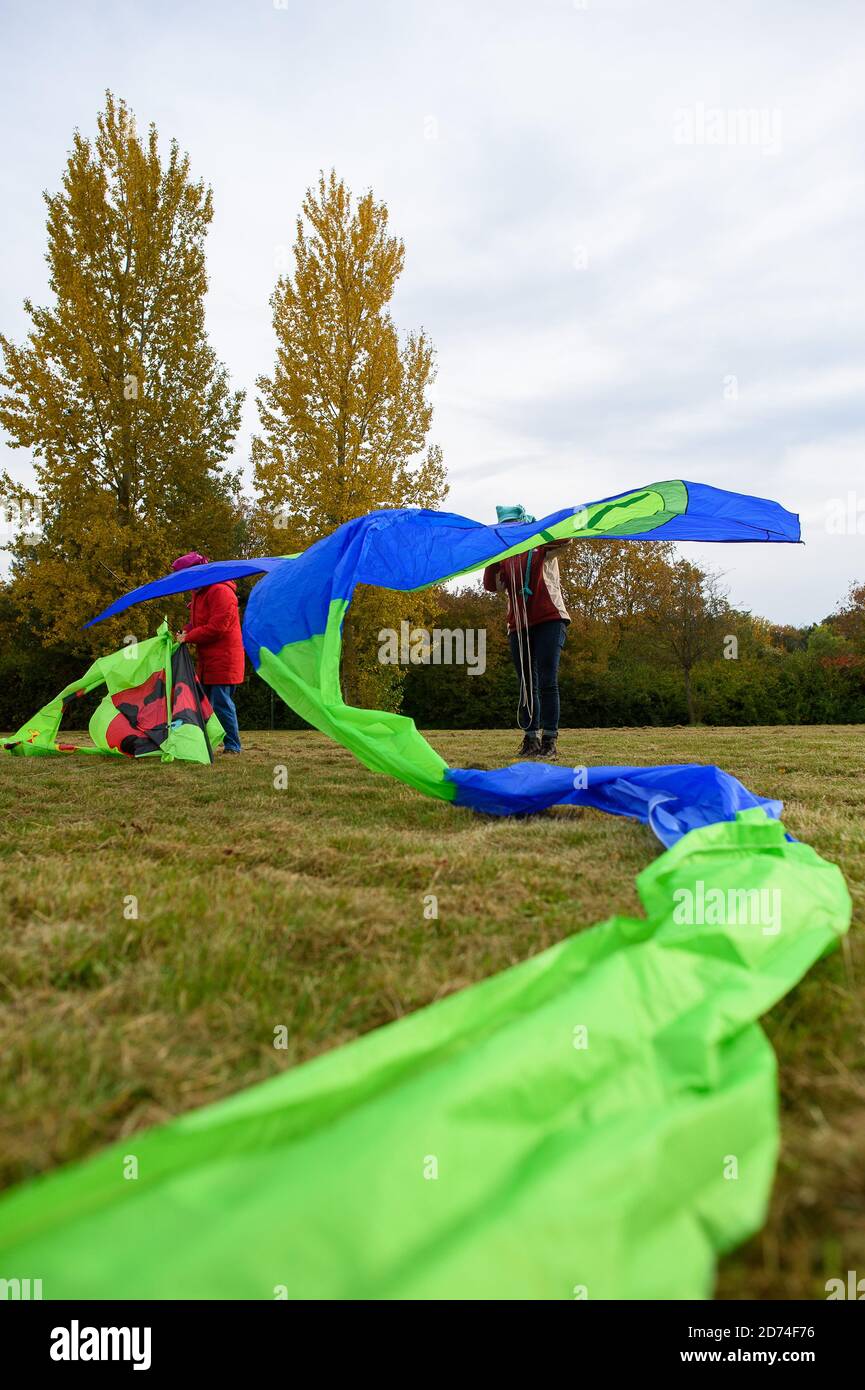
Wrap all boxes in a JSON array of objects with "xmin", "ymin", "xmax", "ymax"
[{"xmin": 0, "ymin": 478, "xmax": 851, "ymax": 1299}]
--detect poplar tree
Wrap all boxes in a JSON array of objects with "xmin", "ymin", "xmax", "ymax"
[
  {"xmin": 252, "ymin": 171, "xmax": 446, "ymax": 706},
  {"xmin": 0, "ymin": 93, "xmax": 244, "ymax": 650}
]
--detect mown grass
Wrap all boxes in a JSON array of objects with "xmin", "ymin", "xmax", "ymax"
[{"xmin": 0, "ymin": 724, "xmax": 862, "ymax": 1299}]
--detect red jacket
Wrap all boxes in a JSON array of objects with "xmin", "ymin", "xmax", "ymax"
[
  {"xmin": 483, "ymin": 543, "xmax": 571, "ymax": 634},
  {"xmin": 184, "ymin": 581, "xmax": 245, "ymax": 685}
]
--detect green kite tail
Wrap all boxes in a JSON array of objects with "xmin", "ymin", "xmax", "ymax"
[
  {"xmin": 0, "ymin": 809, "xmax": 849, "ymax": 1299},
  {"xmin": 3, "ymin": 481, "xmax": 842, "ymax": 1297}
]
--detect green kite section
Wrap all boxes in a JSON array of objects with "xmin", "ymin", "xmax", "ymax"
[
  {"xmin": 2, "ymin": 622, "xmax": 222, "ymax": 764},
  {"xmin": 0, "ymin": 810, "xmax": 849, "ymax": 1299},
  {"xmin": 258, "ymin": 600, "xmax": 455, "ymax": 801}
]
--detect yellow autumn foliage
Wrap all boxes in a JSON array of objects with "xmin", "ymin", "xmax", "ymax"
[{"xmin": 0, "ymin": 94, "xmax": 244, "ymax": 654}]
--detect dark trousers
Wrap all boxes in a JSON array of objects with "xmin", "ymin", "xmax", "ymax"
[
  {"xmin": 204, "ymin": 684, "xmax": 241, "ymax": 752},
  {"xmin": 508, "ymin": 619, "xmax": 567, "ymax": 736}
]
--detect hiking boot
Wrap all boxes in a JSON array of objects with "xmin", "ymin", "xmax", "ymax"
[
  {"xmin": 517, "ymin": 733, "xmax": 541, "ymax": 759},
  {"xmin": 539, "ymin": 734, "xmax": 559, "ymax": 761}
]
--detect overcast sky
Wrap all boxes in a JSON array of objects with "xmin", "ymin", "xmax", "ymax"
[{"xmin": 1, "ymin": 0, "xmax": 863, "ymax": 624}]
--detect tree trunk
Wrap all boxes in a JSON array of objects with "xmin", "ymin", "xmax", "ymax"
[
  {"xmin": 684, "ymin": 666, "xmax": 695, "ymax": 724},
  {"xmin": 340, "ymin": 617, "xmax": 360, "ymax": 706}
]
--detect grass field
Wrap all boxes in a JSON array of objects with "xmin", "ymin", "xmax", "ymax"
[{"xmin": 1, "ymin": 724, "xmax": 862, "ymax": 1299}]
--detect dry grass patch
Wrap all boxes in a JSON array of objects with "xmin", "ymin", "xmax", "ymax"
[{"xmin": 1, "ymin": 724, "xmax": 862, "ymax": 1298}]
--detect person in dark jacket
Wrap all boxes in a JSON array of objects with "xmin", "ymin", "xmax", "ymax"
[
  {"xmin": 483, "ymin": 505, "xmax": 571, "ymax": 761},
  {"xmin": 171, "ymin": 551, "xmax": 244, "ymax": 754}
]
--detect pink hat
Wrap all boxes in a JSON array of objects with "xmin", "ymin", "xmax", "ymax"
[{"xmin": 171, "ymin": 551, "xmax": 210, "ymax": 572}]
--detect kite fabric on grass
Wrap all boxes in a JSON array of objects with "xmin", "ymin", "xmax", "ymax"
[
  {"xmin": 1, "ymin": 476, "xmax": 840, "ymax": 1297},
  {"xmin": 0, "ymin": 807, "xmax": 849, "ymax": 1298},
  {"xmin": 2, "ymin": 622, "xmax": 222, "ymax": 763}
]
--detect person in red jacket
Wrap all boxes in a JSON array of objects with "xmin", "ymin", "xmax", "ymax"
[
  {"xmin": 483, "ymin": 505, "xmax": 571, "ymax": 761},
  {"xmin": 171, "ymin": 551, "xmax": 244, "ymax": 754}
]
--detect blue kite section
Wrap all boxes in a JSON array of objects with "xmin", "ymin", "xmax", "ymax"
[
  {"xmin": 80, "ymin": 480, "xmax": 799, "ymax": 847},
  {"xmin": 86, "ymin": 558, "xmax": 287, "ymax": 627},
  {"xmin": 241, "ymin": 481, "xmax": 800, "ymax": 666},
  {"xmin": 446, "ymin": 762, "xmax": 784, "ymax": 847},
  {"xmin": 655, "ymin": 482, "xmax": 800, "ymax": 544},
  {"xmin": 87, "ymin": 481, "xmax": 799, "ymax": 649}
]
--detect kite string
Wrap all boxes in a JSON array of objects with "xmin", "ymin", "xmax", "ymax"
[{"xmin": 506, "ymin": 562, "xmax": 534, "ymax": 733}]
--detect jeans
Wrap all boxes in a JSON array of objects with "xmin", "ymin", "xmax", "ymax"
[
  {"xmin": 204, "ymin": 684, "xmax": 241, "ymax": 752},
  {"xmin": 508, "ymin": 619, "xmax": 567, "ymax": 737}
]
